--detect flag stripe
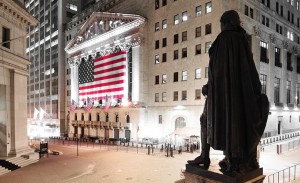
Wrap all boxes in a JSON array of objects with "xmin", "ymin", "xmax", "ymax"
[
  {"xmin": 94, "ymin": 57, "xmax": 126, "ymax": 69},
  {"xmin": 79, "ymin": 80, "xmax": 124, "ymax": 90},
  {"xmin": 94, "ymin": 50, "xmax": 126, "ymax": 62},
  {"xmin": 94, "ymin": 72, "xmax": 125, "ymax": 82},
  {"xmin": 79, "ymin": 83, "xmax": 124, "ymax": 94},
  {"xmin": 94, "ymin": 65, "xmax": 126, "ymax": 76},
  {"xmin": 80, "ymin": 87, "xmax": 124, "ymax": 96}
]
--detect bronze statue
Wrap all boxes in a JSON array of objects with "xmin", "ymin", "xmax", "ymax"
[{"xmin": 188, "ymin": 10, "xmax": 269, "ymax": 177}]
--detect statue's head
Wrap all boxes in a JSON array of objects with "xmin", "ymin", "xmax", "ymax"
[{"xmin": 220, "ymin": 10, "xmax": 241, "ymax": 31}]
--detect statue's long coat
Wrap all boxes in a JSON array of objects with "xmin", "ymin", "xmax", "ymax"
[{"xmin": 207, "ymin": 25, "xmax": 267, "ymax": 159}]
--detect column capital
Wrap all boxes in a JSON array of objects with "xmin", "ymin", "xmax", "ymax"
[
  {"xmin": 292, "ymin": 45, "xmax": 298, "ymax": 55},
  {"xmin": 253, "ymin": 26, "xmax": 261, "ymax": 37},
  {"xmin": 68, "ymin": 58, "xmax": 81, "ymax": 67},
  {"xmin": 282, "ymin": 40, "xmax": 289, "ymax": 50},
  {"xmin": 269, "ymin": 34, "xmax": 276, "ymax": 44}
]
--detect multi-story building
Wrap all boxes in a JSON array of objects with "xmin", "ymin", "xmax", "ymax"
[
  {"xmin": 65, "ymin": 0, "xmax": 300, "ymax": 144},
  {"xmin": 25, "ymin": 0, "xmax": 81, "ymax": 137},
  {"xmin": 0, "ymin": 0, "xmax": 38, "ymax": 157}
]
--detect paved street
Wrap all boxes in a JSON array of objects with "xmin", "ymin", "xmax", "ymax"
[{"xmin": 0, "ymin": 139, "xmax": 300, "ymax": 183}]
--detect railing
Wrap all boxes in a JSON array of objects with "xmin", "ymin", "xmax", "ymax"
[
  {"xmin": 267, "ymin": 163, "xmax": 300, "ymax": 183},
  {"xmin": 261, "ymin": 131, "xmax": 300, "ymax": 146}
]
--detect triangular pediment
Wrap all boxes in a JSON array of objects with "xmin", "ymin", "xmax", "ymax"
[{"xmin": 65, "ymin": 12, "xmax": 145, "ymax": 54}]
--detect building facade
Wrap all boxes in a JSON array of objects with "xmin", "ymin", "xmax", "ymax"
[
  {"xmin": 25, "ymin": 0, "xmax": 81, "ymax": 137},
  {"xmin": 0, "ymin": 0, "xmax": 38, "ymax": 157},
  {"xmin": 65, "ymin": 0, "xmax": 300, "ymax": 144}
]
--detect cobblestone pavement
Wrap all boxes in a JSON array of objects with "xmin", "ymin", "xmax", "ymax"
[{"xmin": 0, "ymin": 140, "xmax": 300, "ymax": 183}]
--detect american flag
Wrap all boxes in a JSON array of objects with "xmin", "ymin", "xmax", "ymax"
[
  {"xmin": 84, "ymin": 97, "xmax": 94, "ymax": 112},
  {"xmin": 70, "ymin": 99, "xmax": 78, "ymax": 112},
  {"xmin": 79, "ymin": 50, "xmax": 127, "ymax": 101}
]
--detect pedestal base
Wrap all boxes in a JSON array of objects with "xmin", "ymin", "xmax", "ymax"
[{"xmin": 184, "ymin": 164, "xmax": 265, "ymax": 183}]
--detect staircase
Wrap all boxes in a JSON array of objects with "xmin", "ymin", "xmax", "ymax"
[{"xmin": 0, "ymin": 156, "xmax": 39, "ymax": 176}]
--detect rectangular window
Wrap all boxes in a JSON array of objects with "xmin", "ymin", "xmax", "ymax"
[
  {"xmin": 205, "ymin": 2, "xmax": 212, "ymax": 13},
  {"xmin": 173, "ymin": 91, "xmax": 178, "ymax": 101},
  {"xmin": 162, "ymin": 53, "xmax": 167, "ymax": 62},
  {"xmin": 182, "ymin": 31, "xmax": 187, "ymax": 41},
  {"xmin": 195, "ymin": 89, "xmax": 201, "ymax": 99},
  {"xmin": 250, "ymin": 8, "xmax": 254, "ymax": 18},
  {"xmin": 260, "ymin": 74, "xmax": 267, "ymax": 94},
  {"xmin": 162, "ymin": 0, "xmax": 167, "ymax": 6},
  {"xmin": 260, "ymin": 41, "xmax": 269, "ymax": 63},
  {"xmin": 182, "ymin": 48, "xmax": 187, "ymax": 58},
  {"xmin": 159, "ymin": 115, "xmax": 162, "ymax": 124},
  {"xmin": 297, "ymin": 56, "xmax": 300, "ymax": 74},
  {"xmin": 155, "ymin": 22, "xmax": 160, "ymax": 32},
  {"xmin": 155, "ymin": 93, "xmax": 159, "ymax": 102},
  {"xmin": 174, "ymin": 14, "xmax": 179, "ymax": 25},
  {"xmin": 182, "ymin": 71, "xmax": 187, "ymax": 81},
  {"xmin": 195, "ymin": 68, "xmax": 201, "ymax": 79},
  {"xmin": 162, "ymin": 74, "xmax": 167, "ymax": 84},
  {"xmin": 287, "ymin": 52, "xmax": 293, "ymax": 71},
  {"xmin": 155, "ymin": 40, "xmax": 159, "ymax": 49},
  {"xmin": 205, "ymin": 23, "xmax": 212, "ymax": 35},
  {"xmin": 205, "ymin": 42, "xmax": 211, "ymax": 53},
  {"xmin": 174, "ymin": 72, "xmax": 178, "ymax": 82},
  {"xmin": 155, "ymin": 55, "xmax": 160, "ymax": 64},
  {"xmin": 195, "ymin": 44, "xmax": 201, "ymax": 55},
  {"xmin": 162, "ymin": 19, "xmax": 167, "ymax": 29},
  {"xmin": 162, "ymin": 37, "xmax": 167, "ymax": 47},
  {"xmin": 275, "ymin": 47, "xmax": 282, "ymax": 67},
  {"xmin": 195, "ymin": 26, "xmax": 201, "ymax": 37},
  {"xmin": 196, "ymin": 5, "xmax": 201, "ymax": 16},
  {"xmin": 287, "ymin": 80, "xmax": 291, "ymax": 104},
  {"xmin": 162, "ymin": 92, "xmax": 167, "ymax": 102},
  {"xmin": 276, "ymin": 2, "xmax": 279, "ymax": 13},
  {"xmin": 174, "ymin": 34, "xmax": 179, "ymax": 44},
  {"xmin": 245, "ymin": 5, "xmax": 249, "ymax": 16},
  {"xmin": 280, "ymin": 5, "xmax": 283, "ymax": 16},
  {"xmin": 2, "ymin": 27, "xmax": 10, "ymax": 49},
  {"xmin": 182, "ymin": 90, "xmax": 187, "ymax": 100},
  {"xmin": 205, "ymin": 67, "xmax": 209, "ymax": 78},
  {"xmin": 274, "ymin": 77, "xmax": 280, "ymax": 103},
  {"xmin": 296, "ymin": 83, "xmax": 300, "ymax": 104},
  {"xmin": 155, "ymin": 75, "xmax": 159, "ymax": 84},
  {"xmin": 155, "ymin": 0, "xmax": 159, "ymax": 9},
  {"xmin": 174, "ymin": 50, "xmax": 179, "ymax": 60},
  {"xmin": 182, "ymin": 11, "xmax": 188, "ymax": 22}
]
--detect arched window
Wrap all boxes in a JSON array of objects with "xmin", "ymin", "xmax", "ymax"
[
  {"xmin": 105, "ymin": 113, "xmax": 109, "ymax": 122},
  {"xmin": 175, "ymin": 117, "xmax": 186, "ymax": 130},
  {"xmin": 126, "ymin": 115, "xmax": 130, "ymax": 123}
]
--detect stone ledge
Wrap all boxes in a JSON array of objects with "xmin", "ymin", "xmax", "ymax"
[{"xmin": 183, "ymin": 164, "xmax": 265, "ymax": 183}]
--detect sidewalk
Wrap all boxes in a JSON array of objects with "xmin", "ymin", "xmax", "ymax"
[{"xmin": 0, "ymin": 141, "xmax": 300, "ymax": 183}]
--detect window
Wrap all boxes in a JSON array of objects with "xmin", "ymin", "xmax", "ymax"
[
  {"xmin": 174, "ymin": 72, "xmax": 178, "ymax": 82},
  {"xmin": 260, "ymin": 41, "xmax": 268, "ymax": 63},
  {"xmin": 173, "ymin": 91, "xmax": 178, "ymax": 101},
  {"xmin": 155, "ymin": 0, "xmax": 159, "ymax": 9},
  {"xmin": 155, "ymin": 93, "xmax": 159, "ymax": 102},
  {"xmin": 155, "ymin": 75, "xmax": 159, "ymax": 84},
  {"xmin": 249, "ymin": 8, "xmax": 254, "ymax": 18},
  {"xmin": 276, "ymin": 2, "xmax": 279, "ymax": 13},
  {"xmin": 155, "ymin": 22, "xmax": 160, "ymax": 32},
  {"xmin": 205, "ymin": 67, "xmax": 209, "ymax": 78},
  {"xmin": 261, "ymin": 15, "xmax": 269, "ymax": 27},
  {"xmin": 182, "ymin": 48, "xmax": 187, "ymax": 58},
  {"xmin": 205, "ymin": 42, "xmax": 211, "ymax": 53},
  {"xmin": 162, "ymin": 92, "xmax": 167, "ymax": 101},
  {"xmin": 162, "ymin": 0, "xmax": 167, "ymax": 6},
  {"xmin": 182, "ymin": 11, "xmax": 188, "ymax": 22},
  {"xmin": 287, "ymin": 52, "xmax": 293, "ymax": 71},
  {"xmin": 287, "ymin": 80, "xmax": 291, "ymax": 104},
  {"xmin": 275, "ymin": 47, "xmax": 282, "ymax": 67},
  {"xmin": 162, "ymin": 53, "xmax": 167, "ymax": 62},
  {"xmin": 162, "ymin": 74, "xmax": 167, "ymax": 84},
  {"xmin": 205, "ymin": 23, "xmax": 212, "ymax": 35},
  {"xmin": 297, "ymin": 57, "xmax": 300, "ymax": 74},
  {"xmin": 174, "ymin": 50, "xmax": 179, "ymax": 60},
  {"xmin": 175, "ymin": 117, "xmax": 186, "ymax": 130},
  {"xmin": 174, "ymin": 14, "xmax": 179, "ymax": 25},
  {"xmin": 155, "ymin": 55, "xmax": 160, "ymax": 64},
  {"xmin": 2, "ymin": 27, "xmax": 10, "ymax": 49},
  {"xmin": 296, "ymin": 83, "xmax": 300, "ymax": 104},
  {"xmin": 182, "ymin": 90, "xmax": 187, "ymax": 100},
  {"xmin": 155, "ymin": 40, "xmax": 159, "ymax": 49},
  {"xmin": 245, "ymin": 5, "xmax": 249, "ymax": 16},
  {"xmin": 287, "ymin": 30, "xmax": 294, "ymax": 41},
  {"xmin": 195, "ymin": 89, "xmax": 201, "ymax": 99},
  {"xmin": 274, "ymin": 77, "xmax": 280, "ymax": 103},
  {"xmin": 162, "ymin": 19, "xmax": 167, "ymax": 29},
  {"xmin": 159, "ymin": 115, "xmax": 162, "ymax": 124},
  {"xmin": 276, "ymin": 24, "xmax": 283, "ymax": 34},
  {"xmin": 260, "ymin": 74, "xmax": 267, "ymax": 94},
  {"xmin": 195, "ymin": 68, "xmax": 201, "ymax": 79},
  {"xmin": 205, "ymin": 2, "xmax": 212, "ymax": 13},
  {"xmin": 115, "ymin": 114, "xmax": 119, "ymax": 122},
  {"xmin": 196, "ymin": 6, "xmax": 201, "ymax": 16},
  {"xmin": 195, "ymin": 44, "xmax": 201, "ymax": 55},
  {"xmin": 182, "ymin": 71, "xmax": 187, "ymax": 81},
  {"xmin": 162, "ymin": 37, "xmax": 167, "ymax": 47},
  {"xmin": 196, "ymin": 26, "xmax": 201, "ymax": 37},
  {"xmin": 174, "ymin": 34, "xmax": 179, "ymax": 44},
  {"xmin": 182, "ymin": 31, "xmax": 187, "ymax": 41},
  {"xmin": 280, "ymin": 5, "xmax": 283, "ymax": 16}
]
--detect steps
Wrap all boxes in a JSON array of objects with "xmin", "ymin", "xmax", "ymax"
[{"xmin": 0, "ymin": 155, "xmax": 39, "ymax": 177}]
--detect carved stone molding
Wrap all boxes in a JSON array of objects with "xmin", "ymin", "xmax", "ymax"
[
  {"xmin": 253, "ymin": 26, "xmax": 261, "ymax": 37},
  {"xmin": 282, "ymin": 40, "xmax": 288, "ymax": 49},
  {"xmin": 292, "ymin": 46, "xmax": 298, "ymax": 54},
  {"xmin": 269, "ymin": 34, "xmax": 276, "ymax": 44},
  {"xmin": 68, "ymin": 58, "xmax": 81, "ymax": 67}
]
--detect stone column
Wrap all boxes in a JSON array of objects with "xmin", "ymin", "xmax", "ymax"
[
  {"xmin": 281, "ymin": 41, "xmax": 288, "ymax": 105},
  {"xmin": 69, "ymin": 58, "xmax": 80, "ymax": 104},
  {"xmin": 292, "ymin": 46, "xmax": 298, "ymax": 104},
  {"xmin": 252, "ymin": 26, "xmax": 261, "ymax": 71},
  {"xmin": 267, "ymin": 34, "xmax": 276, "ymax": 104},
  {"xmin": 131, "ymin": 45, "xmax": 140, "ymax": 103}
]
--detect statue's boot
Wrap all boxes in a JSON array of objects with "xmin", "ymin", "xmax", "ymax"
[{"xmin": 187, "ymin": 125, "xmax": 210, "ymax": 169}]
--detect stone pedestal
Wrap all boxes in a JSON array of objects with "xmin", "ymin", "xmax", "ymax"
[{"xmin": 183, "ymin": 164, "xmax": 265, "ymax": 183}]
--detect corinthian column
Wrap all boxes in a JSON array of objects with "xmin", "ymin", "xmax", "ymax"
[{"xmin": 68, "ymin": 58, "xmax": 81, "ymax": 104}]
